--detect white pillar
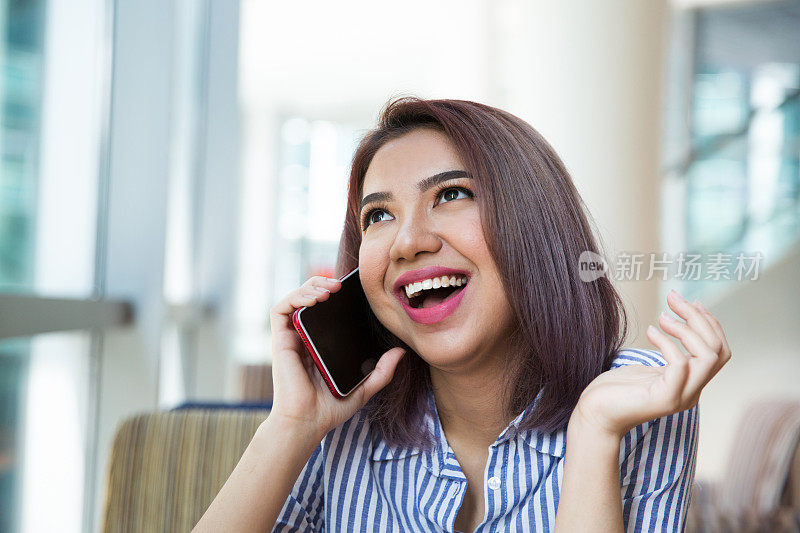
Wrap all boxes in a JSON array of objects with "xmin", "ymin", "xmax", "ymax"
[{"xmin": 493, "ymin": 0, "xmax": 668, "ymax": 345}]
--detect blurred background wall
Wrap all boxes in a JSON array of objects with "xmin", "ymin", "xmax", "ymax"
[{"xmin": 0, "ymin": 0, "xmax": 798, "ymax": 531}]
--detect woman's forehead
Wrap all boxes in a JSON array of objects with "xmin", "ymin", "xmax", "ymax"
[{"xmin": 363, "ymin": 130, "xmax": 464, "ymax": 193}]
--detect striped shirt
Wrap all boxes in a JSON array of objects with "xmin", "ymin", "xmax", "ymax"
[{"xmin": 272, "ymin": 348, "xmax": 699, "ymax": 532}]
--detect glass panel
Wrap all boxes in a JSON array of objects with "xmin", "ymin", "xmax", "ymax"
[
  {"xmin": 692, "ymin": 69, "xmax": 748, "ymax": 142},
  {"xmin": 160, "ymin": 0, "xmax": 209, "ymax": 407},
  {"xmin": 0, "ymin": 338, "xmax": 29, "ymax": 533},
  {"xmin": 679, "ymin": 4, "xmax": 800, "ymax": 299},
  {"xmin": 0, "ymin": 330, "xmax": 92, "ymax": 533},
  {"xmin": 686, "ymin": 135, "xmax": 748, "ymax": 253},
  {"xmin": 1, "ymin": 0, "xmax": 108, "ymax": 530},
  {"xmin": 0, "ymin": 0, "xmax": 104, "ymax": 298},
  {"xmin": 270, "ymin": 117, "xmax": 359, "ymax": 306},
  {"xmin": 0, "ymin": 0, "xmax": 46, "ymax": 293}
]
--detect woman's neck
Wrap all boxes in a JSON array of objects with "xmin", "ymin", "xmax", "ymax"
[{"xmin": 428, "ymin": 352, "xmax": 513, "ymax": 450}]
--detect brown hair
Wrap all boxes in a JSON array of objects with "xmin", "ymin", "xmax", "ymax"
[{"xmin": 336, "ymin": 96, "xmax": 629, "ymax": 451}]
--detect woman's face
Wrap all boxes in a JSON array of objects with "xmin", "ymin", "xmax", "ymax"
[{"xmin": 358, "ymin": 127, "xmax": 515, "ymax": 369}]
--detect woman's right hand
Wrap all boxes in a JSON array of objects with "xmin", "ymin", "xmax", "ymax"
[{"xmin": 267, "ymin": 275, "xmax": 407, "ymax": 442}]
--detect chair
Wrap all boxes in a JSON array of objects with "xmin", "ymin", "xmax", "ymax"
[
  {"xmin": 239, "ymin": 364, "xmax": 273, "ymax": 402},
  {"xmin": 686, "ymin": 398, "xmax": 800, "ymax": 532},
  {"xmin": 101, "ymin": 405, "xmax": 270, "ymax": 532}
]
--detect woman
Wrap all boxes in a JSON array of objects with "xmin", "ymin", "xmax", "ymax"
[{"xmin": 194, "ymin": 97, "xmax": 732, "ymax": 532}]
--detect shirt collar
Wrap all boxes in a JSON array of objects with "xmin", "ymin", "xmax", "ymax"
[{"xmin": 370, "ymin": 383, "xmax": 566, "ymax": 475}]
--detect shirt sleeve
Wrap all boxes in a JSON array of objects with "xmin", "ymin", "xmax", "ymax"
[
  {"xmin": 614, "ymin": 350, "xmax": 700, "ymax": 532},
  {"xmin": 271, "ymin": 438, "xmax": 326, "ymax": 532}
]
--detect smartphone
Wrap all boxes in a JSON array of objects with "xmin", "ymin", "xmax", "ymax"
[{"xmin": 291, "ymin": 267, "xmax": 396, "ymax": 398}]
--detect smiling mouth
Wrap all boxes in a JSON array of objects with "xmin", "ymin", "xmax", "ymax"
[{"xmin": 404, "ymin": 282, "xmax": 467, "ymax": 309}]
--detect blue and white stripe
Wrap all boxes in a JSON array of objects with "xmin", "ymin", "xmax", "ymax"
[{"xmin": 272, "ymin": 348, "xmax": 699, "ymax": 532}]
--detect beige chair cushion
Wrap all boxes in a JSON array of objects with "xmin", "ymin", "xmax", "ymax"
[{"xmin": 102, "ymin": 409, "xmax": 269, "ymax": 532}]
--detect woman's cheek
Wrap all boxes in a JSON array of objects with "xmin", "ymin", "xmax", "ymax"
[
  {"xmin": 454, "ymin": 211, "xmax": 485, "ymax": 250},
  {"xmin": 359, "ymin": 243, "xmax": 404, "ymax": 342},
  {"xmin": 358, "ymin": 242, "xmax": 386, "ymax": 304}
]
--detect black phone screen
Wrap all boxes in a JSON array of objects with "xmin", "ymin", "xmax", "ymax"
[{"xmin": 295, "ymin": 267, "xmax": 394, "ymax": 396}]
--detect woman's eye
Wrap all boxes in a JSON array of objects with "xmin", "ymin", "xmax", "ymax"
[
  {"xmin": 363, "ymin": 209, "xmax": 394, "ymax": 230},
  {"xmin": 361, "ymin": 187, "xmax": 472, "ymax": 231},
  {"xmin": 438, "ymin": 187, "xmax": 472, "ymax": 204}
]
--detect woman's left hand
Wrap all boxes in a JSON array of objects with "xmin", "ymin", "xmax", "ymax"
[{"xmin": 572, "ymin": 289, "xmax": 732, "ymax": 440}]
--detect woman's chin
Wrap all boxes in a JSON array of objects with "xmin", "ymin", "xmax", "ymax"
[
  {"xmin": 380, "ymin": 309, "xmax": 481, "ymax": 363},
  {"xmin": 414, "ymin": 342, "xmax": 478, "ymax": 368}
]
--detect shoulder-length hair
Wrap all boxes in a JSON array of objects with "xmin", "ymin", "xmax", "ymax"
[{"xmin": 335, "ymin": 96, "xmax": 628, "ymax": 452}]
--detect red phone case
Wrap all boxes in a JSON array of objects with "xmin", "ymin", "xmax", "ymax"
[{"xmin": 292, "ymin": 302, "xmax": 346, "ymax": 399}]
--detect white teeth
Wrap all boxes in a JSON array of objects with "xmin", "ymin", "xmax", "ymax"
[{"xmin": 404, "ymin": 274, "xmax": 468, "ymax": 300}]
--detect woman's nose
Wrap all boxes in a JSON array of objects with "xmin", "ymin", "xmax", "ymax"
[{"xmin": 388, "ymin": 213, "xmax": 442, "ymax": 262}]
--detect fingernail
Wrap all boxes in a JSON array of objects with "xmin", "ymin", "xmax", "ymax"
[
  {"xmin": 660, "ymin": 311, "xmax": 677, "ymax": 322},
  {"xmin": 696, "ymin": 300, "xmax": 708, "ymax": 313},
  {"xmin": 647, "ymin": 325, "xmax": 657, "ymax": 334},
  {"xmin": 313, "ymin": 286, "xmax": 330, "ymax": 293},
  {"xmin": 669, "ymin": 289, "xmax": 685, "ymax": 301},
  {"xmin": 326, "ymin": 277, "xmax": 341, "ymax": 283}
]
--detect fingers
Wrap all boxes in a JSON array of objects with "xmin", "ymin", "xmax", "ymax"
[
  {"xmin": 652, "ymin": 289, "xmax": 732, "ymax": 407},
  {"xmin": 694, "ymin": 300, "xmax": 733, "ymax": 364},
  {"xmin": 645, "ymin": 325, "xmax": 689, "ymax": 410},
  {"xmin": 356, "ymin": 347, "xmax": 406, "ymax": 406},
  {"xmin": 269, "ymin": 276, "xmax": 342, "ymax": 328},
  {"xmin": 663, "ymin": 290, "xmax": 728, "ymax": 377},
  {"xmin": 296, "ymin": 285, "xmax": 332, "ymax": 307},
  {"xmin": 270, "ymin": 276, "xmax": 343, "ymax": 372},
  {"xmin": 666, "ymin": 290, "xmax": 722, "ymax": 355},
  {"xmin": 658, "ymin": 312, "xmax": 718, "ymax": 363}
]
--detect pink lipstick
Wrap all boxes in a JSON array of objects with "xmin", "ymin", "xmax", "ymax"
[{"xmin": 392, "ymin": 266, "xmax": 471, "ymax": 325}]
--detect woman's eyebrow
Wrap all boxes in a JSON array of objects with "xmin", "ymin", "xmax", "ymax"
[{"xmin": 359, "ymin": 170, "xmax": 472, "ymax": 211}]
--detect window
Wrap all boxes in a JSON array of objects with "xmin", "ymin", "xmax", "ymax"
[{"xmin": 664, "ymin": 1, "xmax": 800, "ymax": 299}]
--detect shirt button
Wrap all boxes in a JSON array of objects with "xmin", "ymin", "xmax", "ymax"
[{"xmin": 487, "ymin": 476, "xmax": 501, "ymax": 490}]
